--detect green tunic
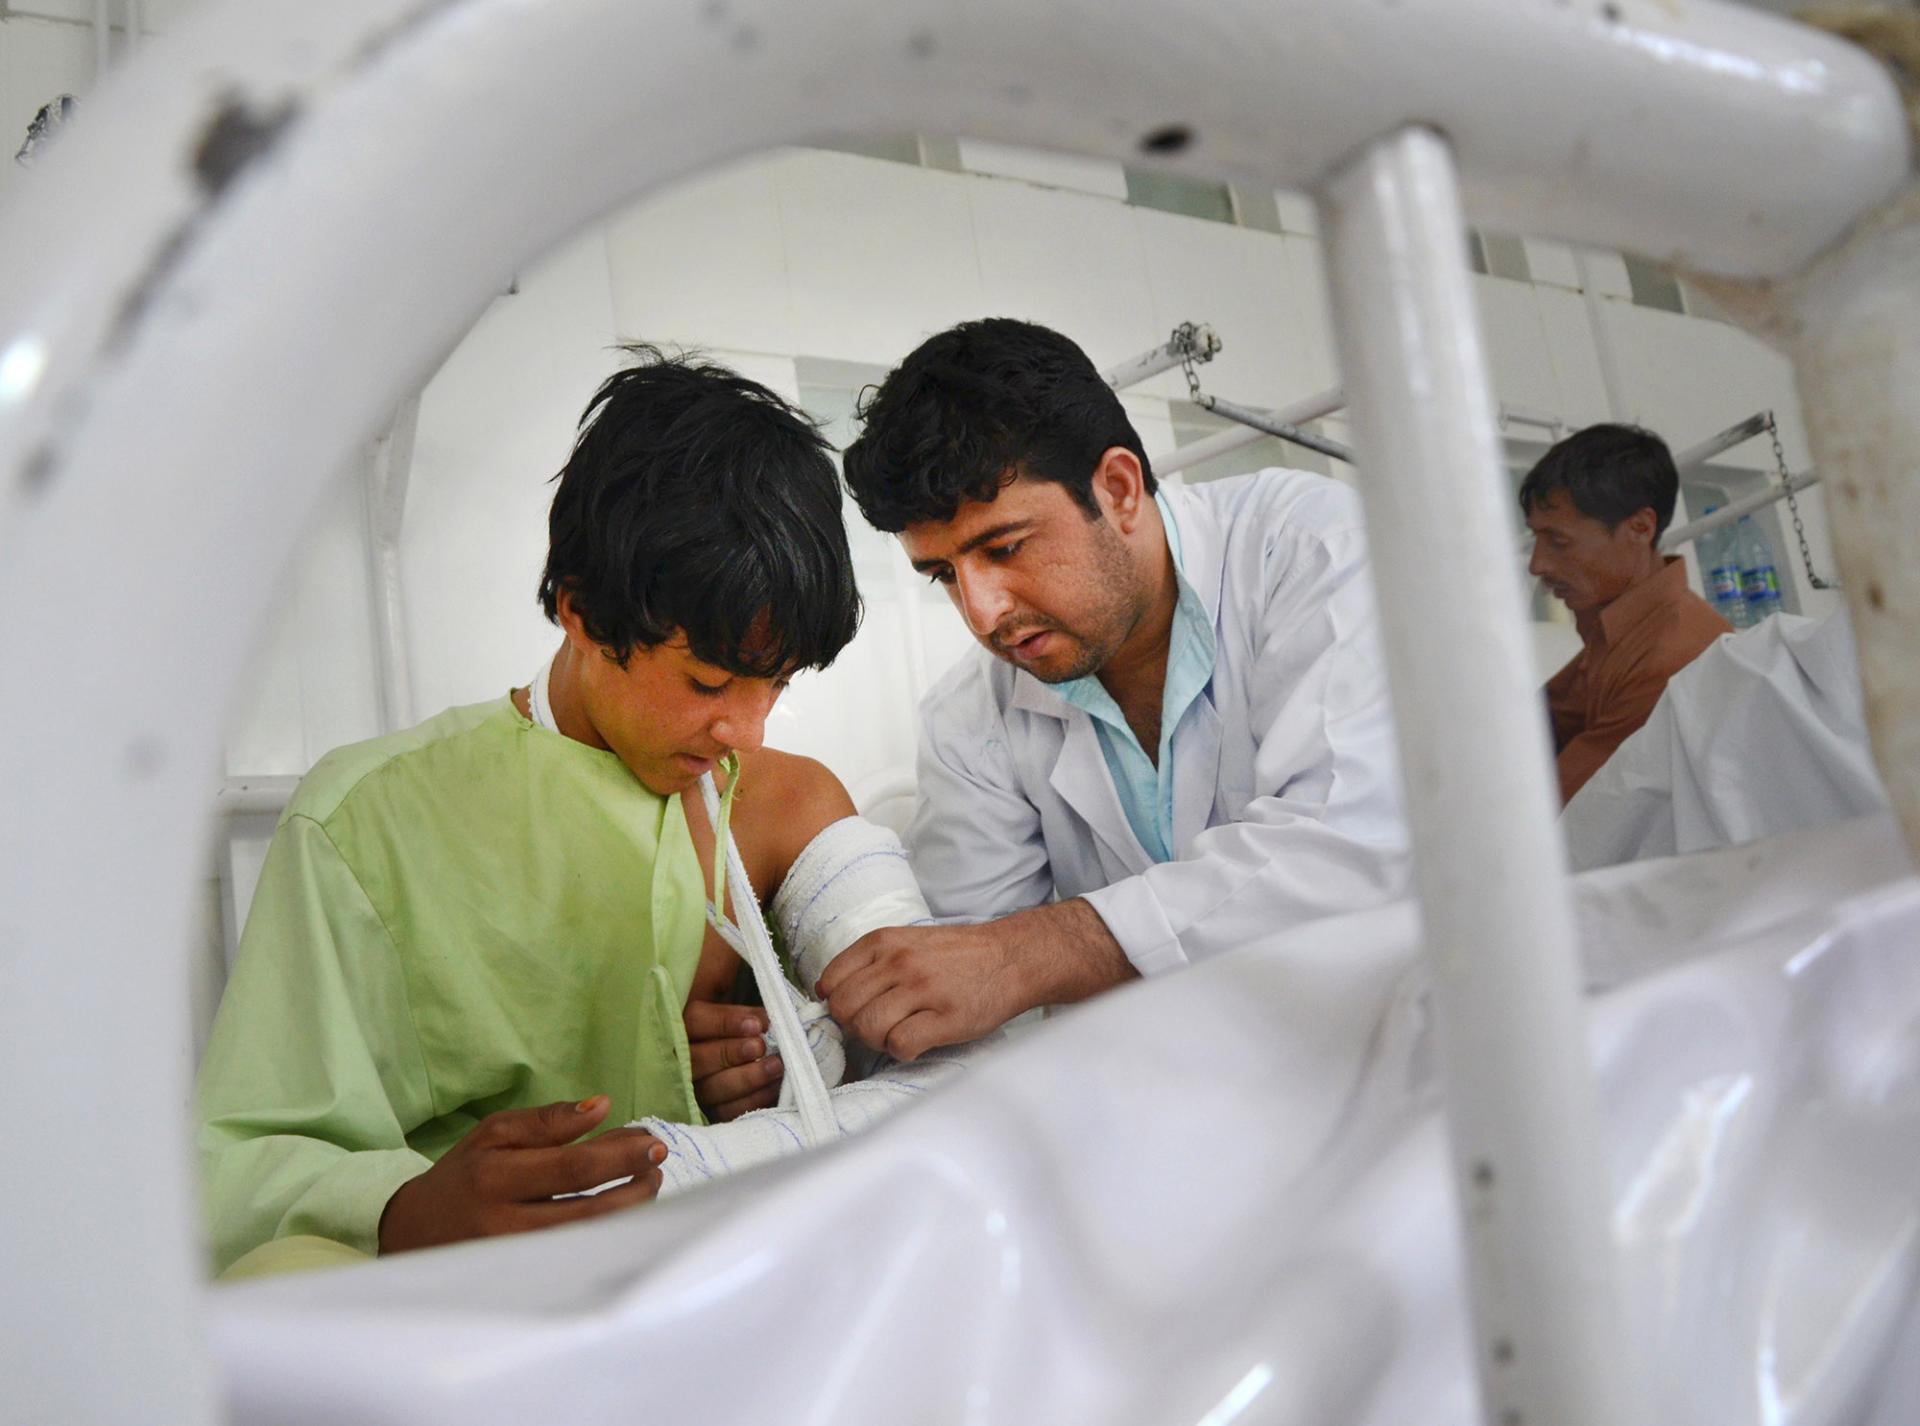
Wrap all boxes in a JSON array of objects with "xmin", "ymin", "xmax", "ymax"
[{"xmin": 196, "ymin": 697, "xmax": 708, "ymax": 1273}]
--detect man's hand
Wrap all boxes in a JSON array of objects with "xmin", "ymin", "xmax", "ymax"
[
  {"xmin": 683, "ymin": 1000, "xmax": 784, "ymax": 1121},
  {"xmin": 818, "ymin": 923, "xmax": 1017, "ymax": 1062},
  {"xmin": 818, "ymin": 899, "xmax": 1136, "ymax": 1061},
  {"xmin": 378, "ymin": 1096, "xmax": 664, "ymax": 1254}
]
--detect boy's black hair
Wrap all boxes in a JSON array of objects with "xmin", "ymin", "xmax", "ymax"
[
  {"xmin": 842, "ymin": 317, "xmax": 1154, "ymax": 533},
  {"xmin": 538, "ymin": 346, "xmax": 861, "ymax": 675},
  {"xmin": 1518, "ymin": 422, "xmax": 1680, "ymax": 539}
]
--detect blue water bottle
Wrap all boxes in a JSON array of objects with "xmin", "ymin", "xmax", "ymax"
[
  {"xmin": 1736, "ymin": 516, "xmax": 1782, "ymax": 623},
  {"xmin": 1697, "ymin": 509, "xmax": 1751, "ymax": 629}
]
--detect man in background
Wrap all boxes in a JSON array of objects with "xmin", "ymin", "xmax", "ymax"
[{"xmin": 1521, "ymin": 423, "xmax": 1730, "ymax": 802}]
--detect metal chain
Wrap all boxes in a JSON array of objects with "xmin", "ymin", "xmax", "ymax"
[
  {"xmin": 1770, "ymin": 412, "xmax": 1835, "ymax": 590},
  {"xmin": 1173, "ymin": 321, "xmax": 1208, "ymax": 406}
]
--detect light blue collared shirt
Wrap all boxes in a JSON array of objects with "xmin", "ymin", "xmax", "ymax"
[{"xmin": 1055, "ymin": 492, "xmax": 1218, "ymax": 863}]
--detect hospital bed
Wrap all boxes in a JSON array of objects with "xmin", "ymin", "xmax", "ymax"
[
  {"xmin": 1, "ymin": 3, "xmax": 1915, "ymax": 1423},
  {"xmin": 208, "ymin": 811, "xmax": 1920, "ymax": 1425}
]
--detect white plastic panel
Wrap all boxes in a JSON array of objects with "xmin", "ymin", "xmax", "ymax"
[
  {"xmin": 404, "ymin": 226, "xmax": 622, "ymax": 715},
  {"xmin": 1522, "ymin": 238, "xmax": 1582, "ymax": 291},
  {"xmin": 1132, "ymin": 206, "xmax": 1304, "ymax": 407},
  {"xmin": 969, "ymin": 177, "xmax": 1160, "ymax": 370},
  {"xmin": 604, "ymin": 155, "xmax": 797, "ymax": 355},
  {"xmin": 1477, "ymin": 281, "xmax": 1567, "ymax": 423},
  {"xmin": 955, "ymin": 135, "xmax": 1129, "ymax": 200},
  {"xmin": 1533, "ymin": 285, "xmax": 1618, "ymax": 431},
  {"xmin": 209, "ymin": 815, "xmax": 1920, "ymax": 1426},
  {"xmin": 777, "ymin": 149, "xmax": 989, "ymax": 365}
]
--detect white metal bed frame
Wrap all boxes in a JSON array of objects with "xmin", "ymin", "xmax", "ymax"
[{"xmin": 0, "ymin": 3, "xmax": 1910, "ymax": 1423}]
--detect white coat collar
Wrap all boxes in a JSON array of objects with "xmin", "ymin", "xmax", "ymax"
[
  {"xmin": 1000, "ymin": 484, "xmax": 1231, "ymax": 865},
  {"xmin": 1159, "ymin": 483, "xmax": 1229, "ymax": 627},
  {"xmin": 1049, "ymin": 713, "xmax": 1154, "ymax": 875}
]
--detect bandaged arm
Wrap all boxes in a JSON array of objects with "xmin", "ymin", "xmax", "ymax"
[
  {"xmin": 631, "ymin": 816, "xmax": 970, "ymax": 1194},
  {"xmin": 770, "ymin": 816, "xmax": 937, "ymax": 996},
  {"xmin": 755, "ymin": 815, "xmax": 937, "ymax": 1093}
]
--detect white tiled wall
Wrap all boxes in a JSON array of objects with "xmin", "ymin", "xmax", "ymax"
[
  {"xmin": 1477, "ymin": 281, "xmax": 1567, "ymax": 419},
  {"xmin": 777, "ymin": 150, "xmax": 988, "ymax": 364},
  {"xmin": 1275, "ymin": 235, "xmax": 1342, "ymax": 396},
  {"xmin": 403, "ymin": 226, "xmax": 625, "ymax": 717},
  {"xmin": 1271, "ymin": 189, "xmax": 1318, "ymax": 238},
  {"xmin": 603, "ymin": 156, "xmax": 796, "ymax": 356},
  {"xmin": 954, "ymin": 137, "xmax": 1129, "ymax": 200},
  {"xmin": 1522, "ymin": 239, "xmax": 1582, "ymax": 291},
  {"xmin": 969, "ymin": 177, "xmax": 1160, "ymax": 369},
  {"xmin": 1133, "ymin": 206, "xmax": 1307, "ymax": 407},
  {"xmin": 1532, "ymin": 287, "xmax": 1616, "ymax": 431},
  {"xmin": 1574, "ymin": 248, "xmax": 1635, "ymax": 301},
  {"xmin": 214, "ymin": 140, "xmax": 1842, "ymax": 808}
]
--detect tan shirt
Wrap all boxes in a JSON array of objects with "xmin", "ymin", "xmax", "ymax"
[{"xmin": 1544, "ymin": 557, "xmax": 1730, "ymax": 803}]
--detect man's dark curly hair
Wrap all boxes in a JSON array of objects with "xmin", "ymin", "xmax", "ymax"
[
  {"xmin": 842, "ymin": 318, "xmax": 1155, "ymax": 533},
  {"xmin": 538, "ymin": 346, "xmax": 862, "ymax": 676}
]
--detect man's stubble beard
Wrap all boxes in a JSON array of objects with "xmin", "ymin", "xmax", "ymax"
[{"xmin": 1020, "ymin": 516, "xmax": 1148, "ymax": 686}]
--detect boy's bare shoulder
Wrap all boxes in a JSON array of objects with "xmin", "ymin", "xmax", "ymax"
[{"xmin": 736, "ymin": 748, "xmax": 858, "ymax": 879}]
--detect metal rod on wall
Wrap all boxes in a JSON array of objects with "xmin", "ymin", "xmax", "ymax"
[
  {"xmin": 1101, "ymin": 322, "xmax": 1221, "ymax": 391},
  {"xmin": 1661, "ymin": 470, "xmax": 1821, "ymax": 552},
  {"xmin": 364, "ymin": 397, "xmax": 421, "ymax": 735}
]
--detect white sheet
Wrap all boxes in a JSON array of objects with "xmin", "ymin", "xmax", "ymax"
[
  {"xmin": 1563, "ymin": 610, "xmax": 1887, "ymax": 871},
  {"xmin": 211, "ymin": 814, "xmax": 1920, "ymax": 1425}
]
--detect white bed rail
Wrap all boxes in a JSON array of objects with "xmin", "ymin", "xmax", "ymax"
[
  {"xmin": 1322, "ymin": 127, "xmax": 1636, "ymax": 1426},
  {"xmin": 0, "ymin": 3, "xmax": 1907, "ymax": 1425}
]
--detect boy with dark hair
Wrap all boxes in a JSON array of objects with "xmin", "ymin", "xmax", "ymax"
[
  {"xmin": 818, "ymin": 318, "xmax": 1409, "ymax": 1061},
  {"xmin": 198, "ymin": 350, "xmax": 863, "ymax": 1274},
  {"xmin": 1520, "ymin": 422, "xmax": 1730, "ymax": 802}
]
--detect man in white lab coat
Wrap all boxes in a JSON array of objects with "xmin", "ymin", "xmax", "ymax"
[{"xmin": 819, "ymin": 318, "xmax": 1409, "ymax": 1061}]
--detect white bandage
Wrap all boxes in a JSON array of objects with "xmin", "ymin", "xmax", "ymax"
[
  {"xmin": 771, "ymin": 816, "xmax": 935, "ymax": 995},
  {"xmin": 763, "ymin": 816, "xmax": 931, "ymax": 1104},
  {"xmin": 639, "ymin": 1046, "xmax": 973, "ymax": 1196},
  {"xmin": 627, "ymin": 816, "xmax": 986, "ymax": 1197}
]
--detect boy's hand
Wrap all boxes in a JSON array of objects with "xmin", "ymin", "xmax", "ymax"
[
  {"xmin": 683, "ymin": 1000, "xmax": 783, "ymax": 1121},
  {"xmin": 378, "ymin": 1096, "xmax": 664, "ymax": 1254}
]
